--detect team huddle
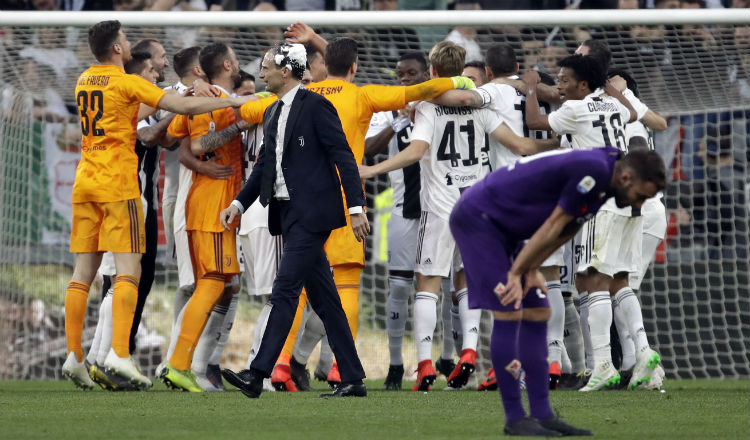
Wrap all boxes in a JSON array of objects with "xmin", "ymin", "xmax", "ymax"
[{"xmin": 61, "ymin": 19, "xmax": 667, "ymax": 437}]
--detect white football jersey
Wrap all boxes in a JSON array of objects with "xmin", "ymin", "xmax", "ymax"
[
  {"xmin": 549, "ymin": 88, "xmax": 631, "ymax": 152},
  {"xmin": 239, "ymin": 124, "xmax": 270, "ymax": 234},
  {"xmin": 479, "ymin": 76, "xmax": 553, "ymax": 169},
  {"xmin": 365, "ymin": 111, "xmax": 421, "ymax": 219},
  {"xmin": 410, "ymin": 101, "xmax": 503, "ymax": 220}
]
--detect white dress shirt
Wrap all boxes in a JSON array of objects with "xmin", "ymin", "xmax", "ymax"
[
  {"xmin": 232, "ymin": 83, "xmax": 362, "ymax": 215},
  {"xmin": 272, "ymin": 84, "xmax": 300, "ymax": 200}
]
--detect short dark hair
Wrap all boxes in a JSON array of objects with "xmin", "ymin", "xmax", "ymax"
[
  {"xmin": 558, "ymin": 55, "xmax": 606, "ymax": 91},
  {"xmin": 581, "ymin": 39, "xmax": 612, "ymax": 73},
  {"xmin": 124, "ymin": 51, "xmax": 151, "ymax": 75},
  {"xmin": 608, "ymin": 68, "xmax": 638, "ymax": 97},
  {"xmin": 305, "ymin": 44, "xmax": 321, "ymax": 62},
  {"xmin": 464, "ymin": 60, "xmax": 485, "ymax": 71},
  {"xmin": 132, "ymin": 38, "xmax": 159, "ymax": 55},
  {"xmin": 621, "ymin": 149, "xmax": 666, "ymax": 191},
  {"xmin": 199, "ymin": 42, "xmax": 231, "ymax": 82},
  {"xmin": 235, "ymin": 69, "xmax": 255, "ymax": 89},
  {"xmin": 88, "ymin": 20, "xmax": 121, "ymax": 62},
  {"xmin": 173, "ymin": 46, "xmax": 201, "ymax": 79},
  {"xmin": 398, "ymin": 52, "xmax": 428, "ymax": 72},
  {"xmin": 325, "ymin": 37, "xmax": 358, "ymax": 77},
  {"xmin": 485, "ymin": 43, "xmax": 517, "ymax": 76},
  {"xmin": 538, "ymin": 70, "xmax": 556, "ymax": 86}
]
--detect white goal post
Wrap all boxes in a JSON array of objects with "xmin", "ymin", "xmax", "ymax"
[{"xmin": 0, "ymin": 9, "xmax": 748, "ymax": 381}]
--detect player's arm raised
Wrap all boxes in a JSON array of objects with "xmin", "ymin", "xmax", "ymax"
[
  {"xmin": 490, "ymin": 122, "xmax": 559, "ymax": 156},
  {"xmin": 138, "ymin": 114, "xmax": 177, "ymax": 148},
  {"xmin": 191, "ymin": 120, "xmax": 253, "ymax": 155},
  {"xmin": 603, "ymin": 79, "xmax": 637, "ymax": 123},
  {"xmin": 358, "ymin": 140, "xmax": 429, "ymax": 179},
  {"xmin": 492, "ymin": 75, "xmax": 562, "ymax": 105},
  {"xmin": 157, "ymin": 93, "xmax": 250, "ymax": 116},
  {"xmin": 521, "ymin": 71, "xmax": 552, "ymax": 131},
  {"xmin": 430, "ymin": 87, "xmax": 490, "ymax": 108}
]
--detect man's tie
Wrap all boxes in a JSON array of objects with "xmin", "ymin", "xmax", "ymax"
[{"xmin": 259, "ymin": 101, "xmax": 284, "ymax": 206}]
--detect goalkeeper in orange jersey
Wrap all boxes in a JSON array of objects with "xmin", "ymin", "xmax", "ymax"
[
  {"xmin": 157, "ymin": 43, "xmax": 276, "ymax": 392},
  {"xmin": 264, "ymin": 23, "xmax": 476, "ymax": 390},
  {"xmin": 62, "ymin": 20, "xmax": 251, "ymax": 390}
]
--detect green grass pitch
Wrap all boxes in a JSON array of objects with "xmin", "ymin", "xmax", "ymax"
[{"xmin": 1, "ymin": 379, "xmax": 747, "ymax": 439}]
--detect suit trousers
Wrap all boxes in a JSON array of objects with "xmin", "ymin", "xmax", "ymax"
[{"xmin": 250, "ymin": 201, "xmax": 365, "ymax": 383}]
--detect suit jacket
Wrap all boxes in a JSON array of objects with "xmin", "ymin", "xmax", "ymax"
[{"xmin": 235, "ymin": 87, "xmax": 365, "ymax": 236}]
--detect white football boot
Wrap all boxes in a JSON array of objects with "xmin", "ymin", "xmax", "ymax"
[
  {"xmin": 103, "ymin": 348, "xmax": 152, "ymax": 390},
  {"xmin": 579, "ymin": 360, "xmax": 620, "ymax": 392},
  {"xmin": 62, "ymin": 352, "xmax": 96, "ymax": 390},
  {"xmin": 629, "ymin": 347, "xmax": 661, "ymax": 390}
]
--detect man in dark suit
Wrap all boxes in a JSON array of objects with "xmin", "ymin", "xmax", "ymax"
[{"xmin": 219, "ymin": 43, "xmax": 370, "ymax": 398}]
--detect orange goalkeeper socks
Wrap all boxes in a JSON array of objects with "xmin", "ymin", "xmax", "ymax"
[
  {"xmin": 170, "ymin": 274, "xmax": 225, "ymax": 370},
  {"xmin": 334, "ymin": 264, "xmax": 362, "ymax": 340},
  {"xmin": 64, "ymin": 281, "xmax": 90, "ymax": 362},
  {"xmin": 278, "ymin": 288, "xmax": 309, "ymax": 364},
  {"xmin": 111, "ymin": 274, "xmax": 139, "ymax": 358}
]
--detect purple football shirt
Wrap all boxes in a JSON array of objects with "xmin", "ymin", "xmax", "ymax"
[
  {"xmin": 449, "ymin": 147, "xmax": 620, "ymax": 312},
  {"xmin": 458, "ymin": 147, "xmax": 620, "ymax": 241}
]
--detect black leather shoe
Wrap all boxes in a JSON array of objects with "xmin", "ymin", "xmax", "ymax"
[
  {"xmin": 319, "ymin": 381, "xmax": 367, "ymax": 398},
  {"xmin": 290, "ymin": 357, "xmax": 312, "ymax": 391},
  {"xmin": 222, "ymin": 368, "xmax": 263, "ymax": 398}
]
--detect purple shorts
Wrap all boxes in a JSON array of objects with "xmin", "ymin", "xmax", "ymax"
[{"xmin": 450, "ymin": 196, "xmax": 550, "ymax": 312}]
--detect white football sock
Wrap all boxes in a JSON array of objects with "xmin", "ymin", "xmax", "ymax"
[
  {"xmin": 587, "ymin": 291, "xmax": 613, "ymax": 365},
  {"xmin": 578, "ymin": 291, "xmax": 594, "ymax": 370},
  {"xmin": 546, "ymin": 281, "xmax": 564, "ymax": 366},
  {"xmin": 246, "ymin": 300, "xmax": 272, "ymax": 368},
  {"xmin": 192, "ymin": 287, "xmax": 230, "ymax": 375},
  {"xmin": 614, "ymin": 286, "xmax": 650, "ymax": 353},
  {"xmin": 451, "ymin": 304, "xmax": 462, "ymax": 355},
  {"xmin": 166, "ymin": 284, "xmax": 194, "ymax": 361},
  {"xmin": 293, "ymin": 308, "xmax": 326, "ymax": 364},
  {"xmin": 561, "ymin": 341, "xmax": 573, "ymax": 373},
  {"xmin": 96, "ymin": 292, "xmax": 113, "ymax": 365},
  {"xmin": 456, "ymin": 288, "xmax": 481, "ymax": 352},
  {"xmin": 439, "ymin": 278, "xmax": 454, "ymax": 360},
  {"xmin": 414, "ymin": 291, "xmax": 438, "ymax": 362},
  {"xmin": 87, "ymin": 293, "xmax": 109, "ymax": 365},
  {"xmin": 612, "ymin": 297, "xmax": 636, "ymax": 370},
  {"xmin": 317, "ymin": 337, "xmax": 334, "ymax": 373},
  {"xmin": 210, "ymin": 289, "xmax": 239, "ymax": 366},
  {"xmin": 386, "ymin": 274, "xmax": 412, "ymax": 366},
  {"xmin": 563, "ymin": 291, "xmax": 586, "ymax": 372}
]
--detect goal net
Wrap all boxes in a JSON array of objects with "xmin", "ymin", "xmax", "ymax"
[{"xmin": 1, "ymin": 9, "xmax": 748, "ymax": 381}]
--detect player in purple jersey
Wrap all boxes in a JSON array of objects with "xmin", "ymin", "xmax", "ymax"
[{"xmin": 449, "ymin": 147, "xmax": 665, "ymax": 437}]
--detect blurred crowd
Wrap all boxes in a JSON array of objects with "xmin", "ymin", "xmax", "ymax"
[{"xmin": 0, "ymin": 0, "xmax": 747, "ymax": 13}]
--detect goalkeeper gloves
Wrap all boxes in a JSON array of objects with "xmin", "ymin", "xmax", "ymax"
[{"xmin": 451, "ymin": 76, "xmax": 476, "ymax": 90}]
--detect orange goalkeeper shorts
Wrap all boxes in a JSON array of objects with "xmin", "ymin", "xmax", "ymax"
[
  {"xmin": 188, "ymin": 230, "xmax": 240, "ymax": 280},
  {"xmin": 70, "ymin": 198, "xmax": 145, "ymax": 254}
]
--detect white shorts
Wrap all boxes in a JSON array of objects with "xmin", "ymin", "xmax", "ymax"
[
  {"xmin": 629, "ymin": 231, "xmax": 664, "ymax": 290},
  {"xmin": 387, "ymin": 212, "xmax": 418, "ymax": 272},
  {"xmin": 174, "ymin": 227, "xmax": 194, "ymax": 289},
  {"xmin": 577, "ymin": 210, "xmax": 642, "ymax": 278},
  {"xmin": 415, "ymin": 211, "xmax": 462, "ymax": 278},
  {"xmin": 641, "ymin": 197, "xmax": 667, "ymax": 240},
  {"xmin": 239, "ymin": 228, "xmax": 282, "ymax": 296},
  {"xmin": 541, "ymin": 245, "xmax": 565, "ymax": 268}
]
